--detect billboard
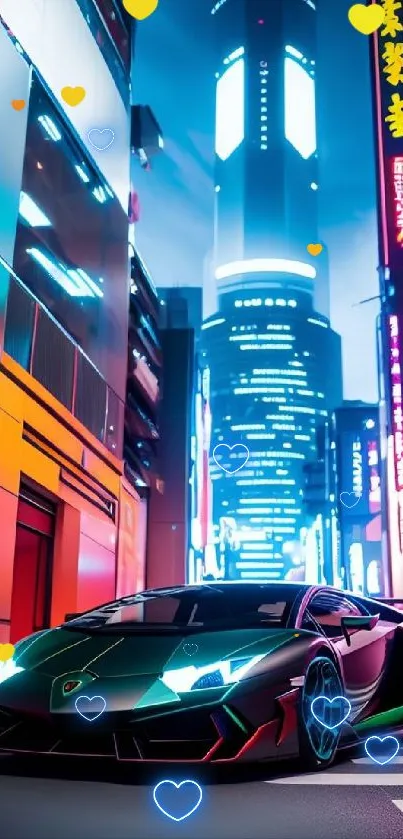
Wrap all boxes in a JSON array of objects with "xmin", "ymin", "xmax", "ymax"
[{"xmin": 371, "ymin": 0, "xmax": 403, "ymax": 273}]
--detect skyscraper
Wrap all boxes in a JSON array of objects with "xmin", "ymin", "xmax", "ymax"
[{"xmin": 203, "ymin": 0, "xmax": 343, "ymax": 582}]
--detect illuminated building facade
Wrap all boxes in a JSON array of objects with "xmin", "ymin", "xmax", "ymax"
[
  {"xmin": 334, "ymin": 403, "xmax": 384, "ymax": 597},
  {"xmin": 301, "ymin": 403, "xmax": 385, "ymax": 597},
  {"xmin": 203, "ymin": 0, "xmax": 342, "ymax": 581},
  {"xmin": 370, "ymin": 0, "xmax": 403, "ymax": 596},
  {"xmin": 204, "ymin": 293, "xmax": 341, "ymax": 581},
  {"xmin": 0, "ymin": 0, "xmax": 161, "ymax": 641}
]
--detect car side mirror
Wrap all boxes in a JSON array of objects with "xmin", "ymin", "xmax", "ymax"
[
  {"xmin": 64, "ymin": 612, "xmax": 81, "ymax": 622},
  {"xmin": 341, "ymin": 614, "xmax": 379, "ymax": 646}
]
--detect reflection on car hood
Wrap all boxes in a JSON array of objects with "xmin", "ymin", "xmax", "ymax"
[{"xmin": 13, "ymin": 627, "xmax": 304, "ymax": 678}]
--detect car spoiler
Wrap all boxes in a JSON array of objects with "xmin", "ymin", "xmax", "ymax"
[{"xmin": 373, "ymin": 597, "xmax": 403, "ymax": 609}]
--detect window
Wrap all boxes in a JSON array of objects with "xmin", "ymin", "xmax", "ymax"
[
  {"xmin": 215, "ymin": 57, "xmax": 245, "ymax": 161},
  {"xmin": 306, "ymin": 591, "xmax": 363, "ymax": 639},
  {"xmin": 64, "ymin": 585, "xmax": 297, "ymax": 631},
  {"xmin": 284, "ymin": 50, "xmax": 316, "ymax": 159},
  {"xmin": 13, "ymin": 74, "xmax": 129, "ymax": 401}
]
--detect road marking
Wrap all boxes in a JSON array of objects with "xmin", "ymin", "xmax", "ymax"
[
  {"xmin": 392, "ymin": 800, "xmax": 403, "ymax": 813},
  {"xmin": 266, "ymin": 773, "xmax": 403, "ymax": 785},
  {"xmin": 352, "ymin": 757, "xmax": 403, "ymax": 765}
]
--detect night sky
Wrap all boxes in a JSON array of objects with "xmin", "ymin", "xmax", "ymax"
[{"xmin": 133, "ymin": 0, "xmax": 379, "ymax": 403}]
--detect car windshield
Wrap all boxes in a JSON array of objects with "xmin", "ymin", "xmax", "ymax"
[{"xmin": 63, "ymin": 585, "xmax": 298, "ymax": 632}]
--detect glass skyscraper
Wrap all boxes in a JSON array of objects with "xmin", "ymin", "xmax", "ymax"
[{"xmin": 203, "ymin": 0, "xmax": 343, "ymax": 582}]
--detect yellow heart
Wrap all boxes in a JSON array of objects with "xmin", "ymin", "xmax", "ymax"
[
  {"xmin": 0, "ymin": 643, "xmax": 15, "ymax": 662},
  {"xmin": 307, "ymin": 243, "xmax": 323, "ymax": 257},
  {"xmin": 347, "ymin": 3, "xmax": 385, "ymax": 35},
  {"xmin": 122, "ymin": 0, "xmax": 159, "ymax": 20},
  {"xmin": 61, "ymin": 86, "xmax": 86, "ymax": 107}
]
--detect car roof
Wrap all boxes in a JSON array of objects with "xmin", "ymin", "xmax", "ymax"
[{"xmin": 142, "ymin": 581, "xmax": 311, "ymax": 598}]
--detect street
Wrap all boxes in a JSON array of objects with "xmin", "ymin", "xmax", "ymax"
[{"xmin": 2, "ymin": 752, "xmax": 403, "ymax": 839}]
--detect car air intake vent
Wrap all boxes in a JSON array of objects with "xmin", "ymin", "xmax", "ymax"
[{"xmin": 191, "ymin": 671, "xmax": 225, "ymax": 690}]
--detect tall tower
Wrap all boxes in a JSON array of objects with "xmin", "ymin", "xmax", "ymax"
[
  {"xmin": 203, "ymin": 0, "xmax": 343, "ymax": 583},
  {"xmin": 213, "ymin": 0, "xmax": 319, "ymax": 279}
]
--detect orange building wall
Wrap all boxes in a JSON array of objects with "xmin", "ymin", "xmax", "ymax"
[{"xmin": 0, "ymin": 352, "xmax": 144, "ymax": 642}]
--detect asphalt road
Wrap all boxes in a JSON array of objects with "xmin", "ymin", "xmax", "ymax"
[{"xmin": 1, "ymin": 753, "xmax": 403, "ymax": 839}]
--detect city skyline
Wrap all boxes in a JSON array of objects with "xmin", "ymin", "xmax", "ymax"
[{"xmin": 133, "ymin": 0, "xmax": 380, "ymax": 404}]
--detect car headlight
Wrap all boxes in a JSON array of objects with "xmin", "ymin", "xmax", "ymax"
[
  {"xmin": 161, "ymin": 654, "xmax": 265, "ymax": 693},
  {"xmin": 0, "ymin": 658, "xmax": 24, "ymax": 685}
]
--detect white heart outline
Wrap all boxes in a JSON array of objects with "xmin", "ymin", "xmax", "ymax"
[
  {"xmin": 212, "ymin": 443, "xmax": 250, "ymax": 475},
  {"xmin": 74, "ymin": 695, "xmax": 107, "ymax": 721},
  {"xmin": 365, "ymin": 735, "xmax": 400, "ymax": 765},
  {"xmin": 310, "ymin": 695, "xmax": 352, "ymax": 730},
  {"xmin": 339, "ymin": 491, "xmax": 362, "ymax": 509},
  {"xmin": 183, "ymin": 642, "xmax": 199, "ymax": 656},
  {"xmin": 87, "ymin": 128, "xmax": 115, "ymax": 151},
  {"xmin": 153, "ymin": 779, "xmax": 203, "ymax": 822}
]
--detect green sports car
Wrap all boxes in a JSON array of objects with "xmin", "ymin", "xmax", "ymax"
[{"xmin": 0, "ymin": 581, "xmax": 403, "ymax": 768}]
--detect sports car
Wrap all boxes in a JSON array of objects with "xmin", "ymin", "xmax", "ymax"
[{"xmin": 1, "ymin": 581, "xmax": 403, "ymax": 769}]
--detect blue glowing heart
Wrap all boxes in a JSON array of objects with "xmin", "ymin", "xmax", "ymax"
[
  {"xmin": 365, "ymin": 735, "xmax": 400, "ymax": 765},
  {"xmin": 212, "ymin": 443, "xmax": 250, "ymax": 475},
  {"xmin": 75, "ymin": 695, "xmax": 106, "ymax": 721},
  {"xmin": 153, "ymin": 780, "xmax": 203, "ymax": 822},
  {"xmin": 87, "ymin": 128, "xmax": 115, "ymax": 150},
  {"xmin": 310, "ymin": 695, "xmax": 351, "ymax": 730}
]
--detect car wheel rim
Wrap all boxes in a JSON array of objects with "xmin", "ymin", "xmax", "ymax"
[{"xmin": 302, "ymin": 657, "xmax": 343, "ymax": 763}]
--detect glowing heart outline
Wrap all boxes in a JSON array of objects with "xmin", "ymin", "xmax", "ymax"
[
  {"xmin": 212, "ymin": 443, "xmax": 250, "ymax": 475},
  {"xmin": 74, "ymin": 695, "xmax": 106, "ymax": 721},
  {"xmin": 340, "ymin": 491, "xmax": 361, "ymax": 509},
  {"xmin": 183, "ymin": 642, "xmax": 199, "ymax": 657},
  {"xmin": 310, "ymin": 695, "xmax": 352, "ymax": 730},
  {"xmin": 88, "ymin": 128, "xmax": 115, "ymax": 151},
  {"xmin": 364, "ymin": 735, "xmax": 400, "ymax": 766},
  {"xmin": 152, "ymin": 780, "xmax": 203, "ymax": 822}
]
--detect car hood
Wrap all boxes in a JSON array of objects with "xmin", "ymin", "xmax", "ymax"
[{"xmin": 13, "ymin": 626, "xmax": 303, "ymax": 678}]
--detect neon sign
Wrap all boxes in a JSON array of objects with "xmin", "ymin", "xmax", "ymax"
[
  {"xmin": 389, "ymin": 315, "xmax": 403, "ymax": 490},
  {"xmin": 368, "ymin": 439, "xmax": 382, "ymax": 513},
  {"xmin": 392, "ymin": 156, "xmax": 403, "ymax": 245},
  {"xmin": 352, "ymin": 440, "xmax": 363, "ymax": 498}
]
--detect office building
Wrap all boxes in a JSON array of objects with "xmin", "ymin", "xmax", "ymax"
[
  {"xmin": 334, "ymin": 402, "xmax": 384, "ymax": 597},
  {"xmin": 158, "ymin": 287, "xmax": 203, "ymax": 344},
  {"xmin": 369, "ymin": 0, "xmax": 403, "ymax": 596},
  {"xmin": 203, "ymin": 0, "xmax": 342, "ymax": 581},
  {"xmin": 0, "ymin": 0, "xmax": 161, "ymax": 640}
]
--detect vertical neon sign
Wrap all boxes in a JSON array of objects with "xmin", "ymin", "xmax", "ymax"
[{"xmin": 390, "ymin": 314, "xmax": 403, "ymax": 490}]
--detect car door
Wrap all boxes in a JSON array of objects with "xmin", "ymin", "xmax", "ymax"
[{"xmin": 303, "ymin": 589, "xmax": 394, "ymax": 720}]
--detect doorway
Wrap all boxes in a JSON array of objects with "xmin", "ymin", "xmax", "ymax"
[{"xmin": 10, "ymin": 486, "xmax": 55, "ymax": 643}]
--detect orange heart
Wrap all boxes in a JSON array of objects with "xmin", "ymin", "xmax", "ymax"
[
  {"xmin": 307, "ymin": 243, "xmax": 323, "ymax": 257},
  {"xmin": 11, "ymin": 99, "xmax": 26, "ymax": 111},
  {"xmin": 0, "ymin": 643, "xmax": 15, "ymax": 662}
]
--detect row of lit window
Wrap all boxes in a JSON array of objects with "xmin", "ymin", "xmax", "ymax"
[
  {"xmin": 236, "ymin": 478, "xmax": 296, "ymax": 485},
  {"xmin": 260, "ymin": 62, "xmax": 268, "ymax": 149},
  {"xmin": 239, "ymin": 498, "xmax": 296, "ymax": 505},
  {"xmin": 248, "ymin": 377, "xmax": 307, "ymax": 386},
  {"xmin": 232, "ymin": 325, "xmax": 292, "ymax": 333},
  {"xmin": 234, "ymin": 298, "xmax": 298, "ymax": 308},
  {"xmin": 236, "ymin": 507, "xmax": 297, "ymax": 524},
  {"xmin": 239, "ymin": 343, "xmax": 294, "ymax": 351},
  {"xmin": 234, "ymin": 386, "xmax": 321, "ymax": 397},
  {"xmin": 230, "ymin": 334, "xmax": 293, "ymax": 342},
  {"xmin": 251, "ymin": 367, "xmax": 306, "ymax": 375}
]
